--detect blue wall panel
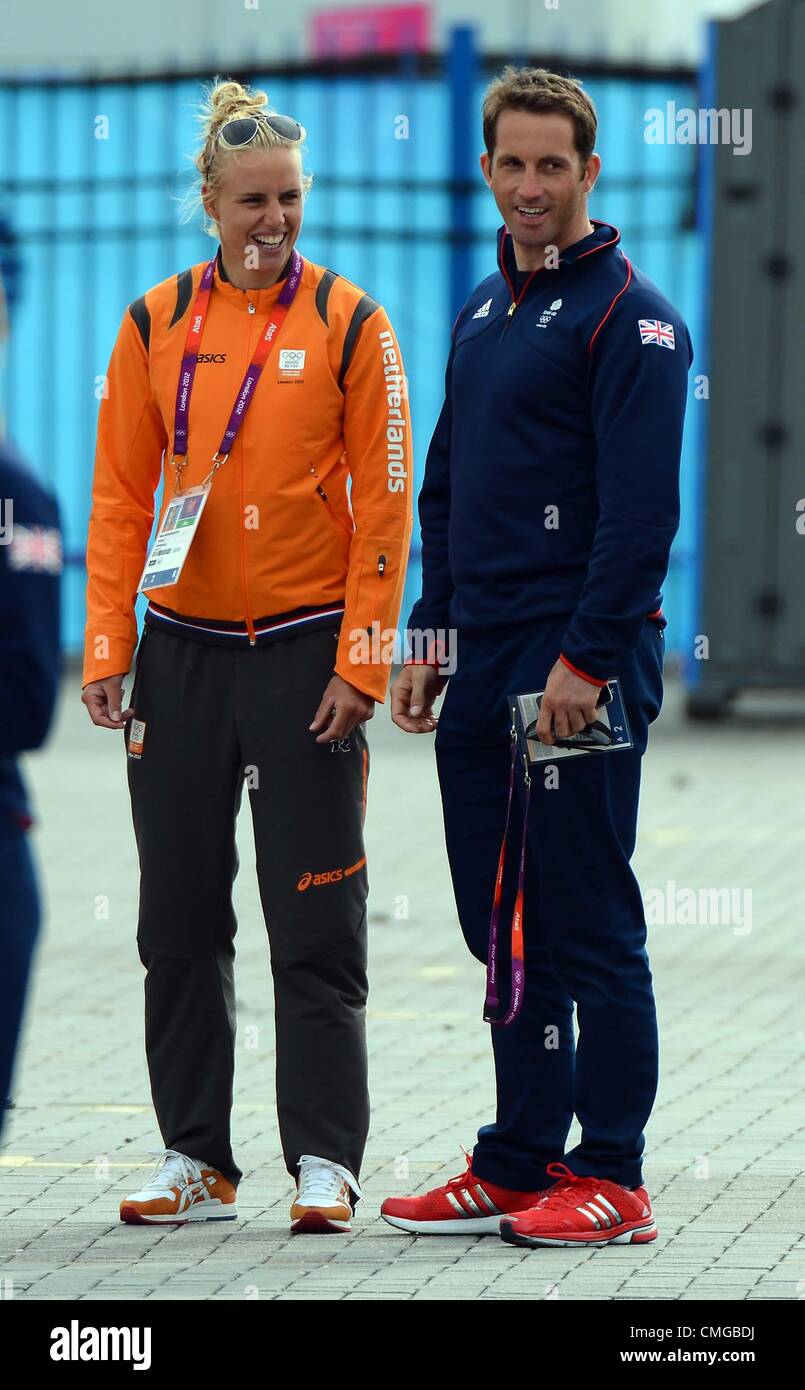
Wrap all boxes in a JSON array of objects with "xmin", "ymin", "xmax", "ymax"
[{"xmin": 0, "ymin": 62, "xmax": 699, "ymax": 662}]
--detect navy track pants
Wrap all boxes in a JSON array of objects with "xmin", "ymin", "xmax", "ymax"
[
  {"xmin": 434, "ymin": 613, "xmax": 666, "ymax": 1192},
  {"xmin": 0, "ymin": 824, "xmax": 40, "ymax": 1139}
]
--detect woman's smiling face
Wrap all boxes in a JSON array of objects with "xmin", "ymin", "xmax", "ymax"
[{"xmin": 203, "ymin": 146, "xmax": 305, "ymax": 285}]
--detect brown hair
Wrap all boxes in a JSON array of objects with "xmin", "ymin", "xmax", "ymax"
[
  {"xmin": 178, "ymin": 76, "xmax": 313, "ymax": 238},
  {"xmin": 482, "ymin": 66, "xmax": 597, "ymax": 169}
]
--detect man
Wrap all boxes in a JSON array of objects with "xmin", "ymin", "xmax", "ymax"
[{"xmin": 382, "ymin": 66, "xmax": 692, "ymax": 1248}]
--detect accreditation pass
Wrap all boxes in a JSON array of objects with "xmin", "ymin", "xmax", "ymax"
[{"xmin": 137, "ymin": 485, "xmax": 210, "ymax": 592}]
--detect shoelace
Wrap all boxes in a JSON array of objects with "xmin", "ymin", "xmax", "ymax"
[
  {"xmin": 445, "ymin": 1148, "xmax": 475, "ymax": 1189},
  {"xmin": 142, "ymin": 1148, "xmax": 205, "ymax": 1191},
  {"xmin": 297, "ymin": 1154, "xmax": 361, "ymax": 1203},
  {"xmin": 534, "ymin": 1161, "xmax": 607, "ymax": 1210}
]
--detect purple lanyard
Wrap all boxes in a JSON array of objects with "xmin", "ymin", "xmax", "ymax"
[
  {"xmin": 172, "ymin": 247, "xmax": 304, "ymax": 475},
  {"xmin": 483, "ymin": 728, "xmax": 531, "ymax": 1028}
]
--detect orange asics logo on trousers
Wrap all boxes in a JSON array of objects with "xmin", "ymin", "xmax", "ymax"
[{"xmin": 296, "ymin": 857, "xmax": 367, "ymax": 892}]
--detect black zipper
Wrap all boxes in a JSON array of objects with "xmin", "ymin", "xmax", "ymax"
[
  {"xmin": 315, "ymin": 479, "xmax": 354, "ymax": 537},
  {"xmin": 311, "ymin": 461, "xmax": 330, "ymax": 505},
  {"xmin": 378, "ymin": 553, "xmax": 387, "ymax": 576}
]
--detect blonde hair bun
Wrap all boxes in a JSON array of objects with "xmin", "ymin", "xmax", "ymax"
[{"xmin": 177, "ymin": 74, "xmax": 313, "ymax": 238}]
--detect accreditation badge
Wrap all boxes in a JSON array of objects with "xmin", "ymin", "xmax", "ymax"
[
  {"xmin": 510, "ymin": 679, "xmax": 633, "ymax": 763},
  {"xmin": 137, "ymin": 485, "xmax": 210, "ymax": 592}
]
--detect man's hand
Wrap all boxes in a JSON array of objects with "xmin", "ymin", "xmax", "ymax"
[
  {"xmin": 310, "ymin": 673, "xmax": 375, "ymax": 744},
  {"xmin": 535, "ymin": 659, "xmax": 601, "ymax": 746},
  {"xmin": 390, "ymin": 664, "xmax": 441, "ymax": 734},
  {"xmin": 82, "ymin": 675, "xmax": 133, "ymax": 730}
]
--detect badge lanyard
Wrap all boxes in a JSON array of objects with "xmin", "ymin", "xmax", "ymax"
[
  {"xmin": 171, "ymin": 246, "xmax": 304, "ymax": 495},
  {"xmin": 483, "ymin": 725, "xmax": 531, "ymax": 1028}
]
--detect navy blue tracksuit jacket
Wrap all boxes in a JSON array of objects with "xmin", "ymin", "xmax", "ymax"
[
  {"xmin": 0, "ymin": 440, "xmax": 61, "ymax": 825},
  {"xmin": 409, "ymin": 219, "xmax": 693, "ymax": 683},
  {"xmin": 408, "ymin": 221, "xmax": 693, "ymax": 1194}
]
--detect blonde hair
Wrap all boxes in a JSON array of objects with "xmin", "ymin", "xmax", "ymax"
[{"xmin": 178, "ymin": 76, "xmax": 314, "ymax": 238}]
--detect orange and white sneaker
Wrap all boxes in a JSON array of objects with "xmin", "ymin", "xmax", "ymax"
[
  {"xmin": 500, "ymin": 1161, "xmax": 657, "ymax": 1248},
  {"xmin": 381, "ymin": 1150, "xmax": 550, "ymax": 1235},
  {"xmin": 290, "ymin": 1155, "xmax": 360, "ymax": 1234},
  {"xmin": 119, "ymin": 1148, "xmax": 238, "ymax": 1225}
]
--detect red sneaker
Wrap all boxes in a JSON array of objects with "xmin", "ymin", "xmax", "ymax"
[
  {"xmin": 499, "ymin": 1161, "xmax": 658, "ymax": 1247},
  {"xmin": 381, "ymin": 1152, "xmax": 549, "ymax": 1235}
]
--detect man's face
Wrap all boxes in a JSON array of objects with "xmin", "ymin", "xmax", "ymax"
[
  {"xmin": 203, "ymin": 147, "xmax": 304, "ymax": 275},
  {"xmin": 480, "ymin": 109, "xmax": 600, "ymax": 258}
]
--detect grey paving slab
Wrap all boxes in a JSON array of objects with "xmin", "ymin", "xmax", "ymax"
[{"xmin": 0, "ymin": 670, "xmax": 803, "ymax": 1300}]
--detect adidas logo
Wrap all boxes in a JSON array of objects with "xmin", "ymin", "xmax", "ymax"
[{"xmin": 473, "ymin": 298, "xmax": 493, "ymax": 319}]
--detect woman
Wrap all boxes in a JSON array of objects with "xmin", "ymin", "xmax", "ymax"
[{"xmin": 81, "ymin": 78, "xmax": 413, "ymax": 1232}]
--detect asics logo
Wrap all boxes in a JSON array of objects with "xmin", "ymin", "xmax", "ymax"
[
  {"xmin": 297, "ymin": 870, "xmax": 339, "ymax": 890},
  {"xmin": 196, "ymin": 352, "xmax": 227, "ymax": 363},
  {"xmin": 296, "ymin": 856, "xmax": 367, "ymax": 891},
  {"xmin": 175, "ymin": 1178, "xmax": 207, "ymax": 1213}
]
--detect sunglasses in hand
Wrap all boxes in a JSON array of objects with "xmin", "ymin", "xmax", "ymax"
[{"xmin": 524, "ymin": 683, "xmax": 614, "ymax": 750}]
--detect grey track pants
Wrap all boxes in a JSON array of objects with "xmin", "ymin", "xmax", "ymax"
[{"xmin": 124, "ymin": 623, "xmax": 370, "ymax": 1191}]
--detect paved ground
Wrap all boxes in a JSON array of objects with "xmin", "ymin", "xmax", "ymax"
[{"xmin": 1, "ymin": 664, "xmax": 804, "ymax": 1301}]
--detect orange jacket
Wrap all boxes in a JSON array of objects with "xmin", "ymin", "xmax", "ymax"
[{"xmin": 83, "ymin": 247, "xmax": 413, "ymax": 700}]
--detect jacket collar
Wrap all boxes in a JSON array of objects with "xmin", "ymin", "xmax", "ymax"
[
  {"xmin": 496, "ymin": 218, "xmax": 621, "ymax": 295},
  {"xmin": 213, "ymin": 243, "xmax": 295, "ymax": 310}
]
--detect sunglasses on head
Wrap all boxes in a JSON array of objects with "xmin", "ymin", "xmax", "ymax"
[{"xmin": 217, "ymin": 112, "xmax": 306, "ymax": 153}]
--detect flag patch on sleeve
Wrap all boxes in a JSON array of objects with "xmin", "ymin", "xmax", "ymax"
[
  {"xmin": 7, "ymin": 524, "xmax": 63, "ymax": 573},
  {"xmin": 638, "ymin": 319, "xmax": 675, "ymax": 349}
]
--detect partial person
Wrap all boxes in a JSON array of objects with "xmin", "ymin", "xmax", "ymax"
[
  {"xmin": 384, "ymin": 66, "xmax": 692, "ymax": 1248},
  {"xmin": 82, "ymin": 78, "xmax": 412, "ymax": 1232},
  {"xmin": 0, "ymin": 264, "xmax": 63, "ymax": 1140}
]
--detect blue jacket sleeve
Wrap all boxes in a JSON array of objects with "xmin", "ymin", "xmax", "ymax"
[
  {"xmin": 0, "ymin": 455, "xmax": 63, "ymax": 757},
  {"xmin": 406, "ymin": 339, "xmax": 455, "ymax": 653},
  {"xmin": 559, "ymin": 291, "xmax": 693, "ymax": 682}
]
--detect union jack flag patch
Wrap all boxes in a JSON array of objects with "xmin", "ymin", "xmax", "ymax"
[
  {"xmin": 638, "ymin": 319, "xmax": 675, "ymax": 350},
  {"xmin": 6, "ymin": 524, "xmax": 63, "ymax": 574}
]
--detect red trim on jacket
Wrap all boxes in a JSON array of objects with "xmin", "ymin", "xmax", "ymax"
[
  {"xmin": 559, "ymin": 653, "xmax": 608, "ymax": 687},
  {"xmin": 588, "ymin": 258, "xmax": 633, "ymax": 355},
  {"xmin": 576, "ymin": 224, "xmax": 621, "ymax": 260},
  {"xmin": 404, "ymin": 636, "xmax": 445, "ymax": 669}
]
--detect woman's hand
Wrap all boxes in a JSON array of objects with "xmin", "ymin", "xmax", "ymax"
[
  {"xmin": 81, "ymin": 675, "xmax": 134, "ymax": 730},
  {"xmin": 309, "ymin": 674, "xmax": 375, "ymax": 744}
]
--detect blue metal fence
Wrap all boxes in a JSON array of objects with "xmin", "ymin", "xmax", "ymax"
[{"xmin": 0, "ymin": 37, "xmax": 701, "ymax": 661}]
